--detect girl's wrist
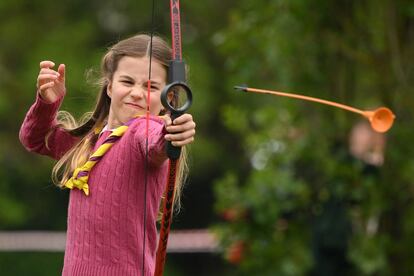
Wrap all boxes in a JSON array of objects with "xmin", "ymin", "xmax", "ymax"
[{"xmin": 37, "ymin": 89, "xmax": 63, "ymax": 104}]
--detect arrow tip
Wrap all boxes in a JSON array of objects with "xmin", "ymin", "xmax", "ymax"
[{"xmin": 234, "ymin": 84, "xmax": 248, "ymax": 92}]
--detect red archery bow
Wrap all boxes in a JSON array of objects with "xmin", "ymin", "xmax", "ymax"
[{"xmin": 154, "ymin": 0, "xmax": 192, "ymax": 275}]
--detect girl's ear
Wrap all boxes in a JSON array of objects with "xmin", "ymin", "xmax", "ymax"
[
  {"xmin": 106, "ymin": 81, "xmax": 112, "ymax": 98},
  {"xmin": 167, "ymin": 91, "xmax": 175, "ymax": 105}
]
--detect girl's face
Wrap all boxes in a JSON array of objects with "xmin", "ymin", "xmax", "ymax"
[{"xmin": 107, "ymin": 56, "xmax": 167, "ymax": 128}]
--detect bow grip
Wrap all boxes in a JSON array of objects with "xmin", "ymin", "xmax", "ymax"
[
  {"xmin": 161, "ymin": 82, "xmax": 192, "ymax": 160},
  {"xmin": 161, "ymin": 60, "xmax": 193, "ymax": 160},
  {"xmin": 166, "ymin": 111, "xmax": 184, "ymax": 160}
]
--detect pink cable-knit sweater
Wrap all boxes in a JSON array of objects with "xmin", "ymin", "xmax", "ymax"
[{"xmin": 19, "ymin": 94, "xmax": 168, "ymax": 276}]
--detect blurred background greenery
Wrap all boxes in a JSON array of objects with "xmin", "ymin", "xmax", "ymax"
[{"xmin": 1, "ymin": 0, "xmax": 413, "ymax": 275}]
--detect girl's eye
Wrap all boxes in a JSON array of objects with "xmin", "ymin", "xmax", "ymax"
[
  {"xmin": 146, "ymin": 85, "xmax": 159, "ymax": 92},
  {"xmin": 121, "ymin": 80, "xmax": 133, "ymax": 85}
]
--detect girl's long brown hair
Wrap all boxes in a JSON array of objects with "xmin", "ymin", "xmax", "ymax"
[{"xmin": 51, "ymin": 34, "xmax": 189, "ymax": 213}]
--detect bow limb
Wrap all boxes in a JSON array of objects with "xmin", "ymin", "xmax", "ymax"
[{"xmin": 154, "ymin": 0, "xmax": 192, "ymax": 275}]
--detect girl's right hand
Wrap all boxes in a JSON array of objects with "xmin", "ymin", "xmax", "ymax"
[{"xmin": 37, "ymin": 60, "xmax": 66, "ymax": 103}]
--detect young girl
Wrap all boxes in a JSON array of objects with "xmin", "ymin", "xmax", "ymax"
[{"xmin": 19, "ymin": 34, "xmax": 196, "ymax": 276}]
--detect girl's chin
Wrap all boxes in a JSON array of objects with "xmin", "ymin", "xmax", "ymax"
[
  {"xmin": 132, "ymin": 111, "xmax": 146, "ymax": 117},
  {"xmin": 122, "ymin": 112, "xmax": 146, "ymax": 123}
]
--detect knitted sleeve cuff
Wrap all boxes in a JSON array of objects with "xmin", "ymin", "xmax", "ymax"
[{"xmin": 131, "ymin": 116, "xmax": 168, "ymax": 165}]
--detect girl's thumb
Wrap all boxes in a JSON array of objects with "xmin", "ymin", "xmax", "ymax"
[{"xmin": 58, "ymin": 64, "xmax": 66, "ymax": 81}]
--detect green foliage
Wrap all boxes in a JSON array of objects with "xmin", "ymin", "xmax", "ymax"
[
  {"xmin": 213, "ymin": 0, "xmax": 414, "ymax": 275},
  {"xmin": 1, "ymin": 0, "xmax": 235, "ymax": 274},
  {"xmin": 1, "ymin": 0, "xmax": 414, "ymax": 275},
  {"xmin": 0, "ymin": 252, "xmax": 64, "ymax": 276}
]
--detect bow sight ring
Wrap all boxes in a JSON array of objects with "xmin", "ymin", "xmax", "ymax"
[{"xmin": 161, "ymin": 81, "xmax": 193, "ymax": 116}]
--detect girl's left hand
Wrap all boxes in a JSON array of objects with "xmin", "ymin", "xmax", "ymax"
[{"xmin": 164, "ymin": 114, "xmax": 196, "ymax": 147}]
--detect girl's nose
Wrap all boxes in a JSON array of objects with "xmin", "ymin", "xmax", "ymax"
[{"xmin": 130, "ymin": 86, "xmax": 145, "ymax": 98}]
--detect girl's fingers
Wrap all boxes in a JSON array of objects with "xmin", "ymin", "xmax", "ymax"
[
  {"xmin": 166, "ymin": 120, "xmax": 196, "ymax": 133},
  {"xmin": 57, "ymin": 64, "xmax": 65, "ymax": 81},
  {"xmin": 165, "ymin": 128, "xmax": 196, "ymax": 142},
  {"xmin": 40, "ymin": 60, "xmax": 55, "ymax": 69},
  {"xmin": 38, "ymin": 74, "xmax": 59, "ymax": 83},
  {"xmin": 40, "ymin": 68, "xmax": 60, "ymax": 76},
  {"xmin": 162, "ymin": 114, "xmax": 172, "ymax": 126},
  {"xmin": 171, "ymin": 136, "xmax": 195, "ymax": 147},
  {"xmin": 39, "ymin": 62, "xmax": 63, "ymax": 82},
  {"xmin": 39, "ymin": 81, "xmax": 55, "ymax": 91},
  {"xmin": 36, "ymin": 61, "xmax": 66, "ymax": 103},
  {"xmin": 172, "ymin": 113, "xmax": 193, "ymax": 125},
  {"xmin": 37, "ymin": 74, "xmax": 59, "ymax": 90},
  {"xmin": 164, "ymin": 113, "xmax": 196, "ymax": 146}
]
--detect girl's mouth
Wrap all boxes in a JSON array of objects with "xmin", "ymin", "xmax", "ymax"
[{"xmin": 125, "ymin": 103, "xmax": 144, "ymax": 110}]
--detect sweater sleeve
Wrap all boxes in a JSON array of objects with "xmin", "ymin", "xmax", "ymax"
[
  {"xmin": 19, "ymin": 93, "xmax": 79, "ymax": 160},
  {"xmin": 131, "ymin": 116, "xmax": 168, "ymax": 166}
]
